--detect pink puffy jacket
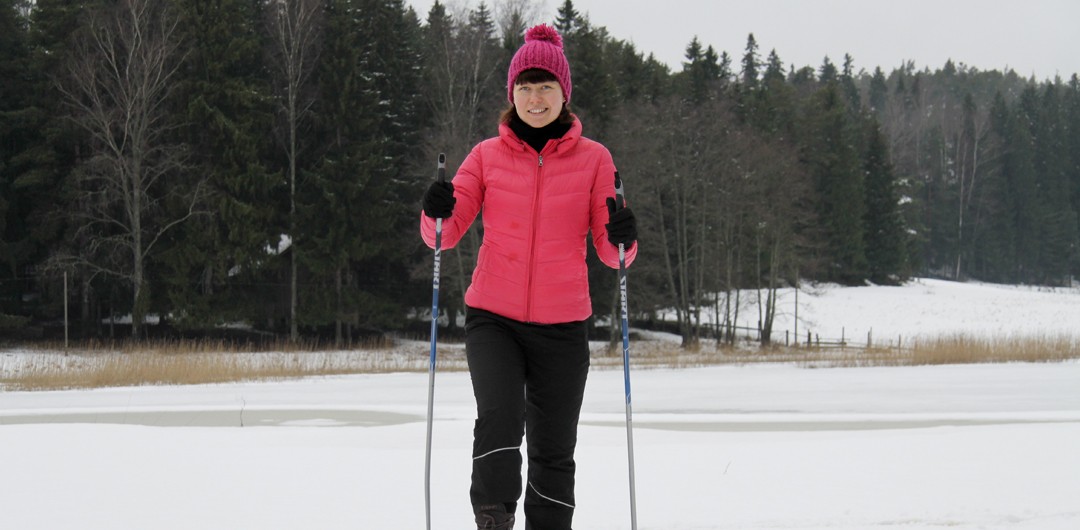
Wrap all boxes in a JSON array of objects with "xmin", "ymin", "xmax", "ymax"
[{"xmin": 420, "ymin": 118, "xmax": 637, "ymax": 324}]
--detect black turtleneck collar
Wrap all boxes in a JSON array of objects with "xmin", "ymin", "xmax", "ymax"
[{"xmin": 508, "ymin": 113, "xmax": 573, "ymax": 154}]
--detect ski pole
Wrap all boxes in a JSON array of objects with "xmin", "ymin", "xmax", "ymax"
[
  {"xmin": 614, "ymin": 171, "xmax": 638, "ymax": 530},
  {"xmin": 425, "ymin": 153, "xmax": 446, "ymax": 530}
]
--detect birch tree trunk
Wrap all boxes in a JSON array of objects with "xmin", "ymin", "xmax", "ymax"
[{"xmin": 266, "ymin": 0, "xmax": 321, "ymax": 342}]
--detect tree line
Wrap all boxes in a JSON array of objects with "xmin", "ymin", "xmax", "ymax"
[{"xmin": 1, "ymin": 0, "xmax": 1078, "ymax": 346}]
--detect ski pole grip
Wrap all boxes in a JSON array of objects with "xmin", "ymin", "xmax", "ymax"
[
  {"xmin": 437, "ymin": 153, "xmax": 446, "ymax": 184},
  {"xmin": 614, "ymin": 171, "xmax": 625, "ymax": 210}
]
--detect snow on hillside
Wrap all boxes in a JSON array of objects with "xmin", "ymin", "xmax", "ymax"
[{"xmin": 716, "ymin": 278, "xmax": 1080, "ymax": 345}]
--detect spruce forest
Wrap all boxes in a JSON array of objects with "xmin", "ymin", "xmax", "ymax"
[{"xmin": 2, "ymin": 0, "xmax": 1078, "ymax": 346}]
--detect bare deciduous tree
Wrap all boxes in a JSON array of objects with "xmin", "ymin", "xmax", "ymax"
[
  {"xmin": 265, "ymin": 0, "xmax": 322, "ymax": 342},
  {"xmin": 953, "ymin": 93, "xmax": 990, "ymax": 278},
  {"xmin": 739, "ymin": 133, "xmax": 808, "ymax": 345},
  {"xmin": 614, "ymin": 95, "xmax": 732, "ymax": 348},
  {"xmin": 494, "ymin": 0, "xmax": 545, "ymax": 49},
  {"xmin": 56, "ymin": 0, "xmax": 198, "ymax": 338}
]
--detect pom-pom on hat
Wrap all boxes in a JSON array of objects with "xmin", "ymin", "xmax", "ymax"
[{"xmin": 507, "ymin": 24, "xmax": 572, "ymax": 103}]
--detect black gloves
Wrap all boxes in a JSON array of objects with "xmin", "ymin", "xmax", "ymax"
[
  {"xmin": 426, "ymin": 181, "xmax": 635, "ymax": 248},
  {"xmin": 605, "ymin": 197, "xmax": 637, "ymax": 248},
  {"xmin": 422, "ymin": 181, "xmax": 455, "ymax": 219}
]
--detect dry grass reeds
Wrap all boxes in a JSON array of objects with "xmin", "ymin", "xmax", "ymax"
[
  {"xmin": 909, "ymin": 333, "xmax": 1080, "ymax": 365},
  {"xmin": 592, "ymin": 332, "xmax": 1080, "ymax": 369},
  {"xmin": 2, "ymin": 333, "xmax": 1077, "ymax": 392},
  {"xmin": 53, "ymin": 335, "xmax": 398, "ymax": 355},
  {"xmin": 0, "ymin": 338, "xmax": 469, "ymax": 392}
]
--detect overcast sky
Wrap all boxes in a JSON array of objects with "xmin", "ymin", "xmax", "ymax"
[{"xmin": 405, "ymin": 0, "xmax": 1080, "ymax": 81}]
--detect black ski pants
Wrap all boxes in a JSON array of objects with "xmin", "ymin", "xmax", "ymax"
[{"xmin": 465, "ymin": 307, "xmax": 590, "ymax": 530}]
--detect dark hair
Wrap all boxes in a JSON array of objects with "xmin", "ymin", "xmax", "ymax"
[
  {"xmin": 501, "ymin": 68, "xmax": 575, "ymax": 125},
  {"xmin": 515, "ymin": 68, "xmax": 559, "ymax": 85}
]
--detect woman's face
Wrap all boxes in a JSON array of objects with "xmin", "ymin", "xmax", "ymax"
[{"xmin": 513, "ymin": 80, "xmax": 565, "ymax": 128}]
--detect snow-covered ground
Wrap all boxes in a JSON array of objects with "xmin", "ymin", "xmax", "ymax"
[
  {"xmin": 704, "ymin": 278, "xmax": 1080, "ymax": 346},
  {"xmin": 1, "ymin": 365, "xmax": 1078, "ymax": 529},
  {"xmin": 2, "ymin": 278, "xmax": 1079, "ymax": 529}
]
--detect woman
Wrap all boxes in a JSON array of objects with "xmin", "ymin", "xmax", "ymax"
[{"xmin": 420, "ymin": 24, "xmax": 638, "ymax": 530}]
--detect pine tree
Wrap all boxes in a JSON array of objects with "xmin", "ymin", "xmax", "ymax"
[
  {"xmin": 0, "ymin": 0, "xmax": 30, "ymax": 275},
  {"xmin": 301, "ymin": 0, "xmax": 380, "ymax": 339},
  {"xmin": 798, "ymin": 82, "xmax": 868, "ymax": 283},
  {"xmin": 862, "ymin": 119, "xmax": 907, "ymax": 283},
  {"xmin": 357, "ymin": 0, "xmax": 423, "ymax": 162},
  {"xmin": 678, "ymin": 36, "xmax": 718, "ymax": 104},
  {"xmin": 972, "ymin": 93, "xmax": 1016, "ymax": 282},
  {"xmin": 420, "ymin": 1, "xmax": 454, "ymax": 130},
  {"xmin": 0, "ymin": 0, "xmax": 33, "ymax": 320},
  {"xmin": 818, "ymin": 57, "xmax": 838, "ymax": 84},
  {"xmin": 1031, "ymin": 82, "xmax": 1078, "ymax": 284},
  {"xmin": 839, "ymin": 54, "xmax": 861, "ymax": 110},
  {"xmin": 868, "ymin": 67, "xmax": 888, "ymax": 117},
  {"xmin": 761, "ymin": 49, "xmax": 784, "ymax": 86},
  {"xmin": 16, "ymin": 0, "xmax": 100, "ymax": 332},
  {"xmin": 554, "ymin": 0, "xmax": 577, "ymax": 34},
  {"xmin": 296, "ymin": 0, "xmax": 423, "ymax": 341},
  {"xmin": 743, "ymin": 49, "xmax": 795, "ymax": 139},
  {"xmin": 1005, "ymin": 87, "xmax": 1041, "ymax": 282},
  {"xmin": 681, "ymin": 36, "xmax": 702, "ymax": 68},
  {"xmin": 740, "ymin": 33, "xmax": 759, "ymax": 89},
  {"xmin": 161, "ymin": 0, "xmax": 277, "ymax": 330},
  {"xmin": 607, "ymin": 39, "xmax": 645, "ymax": 102},
  {"xmin": 1068, "ymin": 75, "xmax": 1080, "ymax": 280},
  {"xmin": 557, "ymin": 14, "xmax": 616, "ymax": 133}
]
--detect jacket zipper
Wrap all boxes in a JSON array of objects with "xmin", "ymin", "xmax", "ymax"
[{"xmin": 525, "ymin": 153, "xmax": 544, "ymax": 322}]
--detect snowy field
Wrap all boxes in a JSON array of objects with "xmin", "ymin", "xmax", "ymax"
[
  {"xmin": 2, "ymin": 278, "xmax": 1080, "ymax": 529},
  {"xmin": 702, "ymin": 277, "xmax": 1080, "ymax": 345}
]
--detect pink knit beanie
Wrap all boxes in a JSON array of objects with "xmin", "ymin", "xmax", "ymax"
[{"xmin": 506, "ymin": 24, "xmax": 572, "ymax": 103}]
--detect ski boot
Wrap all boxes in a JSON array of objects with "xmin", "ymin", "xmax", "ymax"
[{"xmin": 475, "ymin": 504, "xmax": 515, "ymax": 530}]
